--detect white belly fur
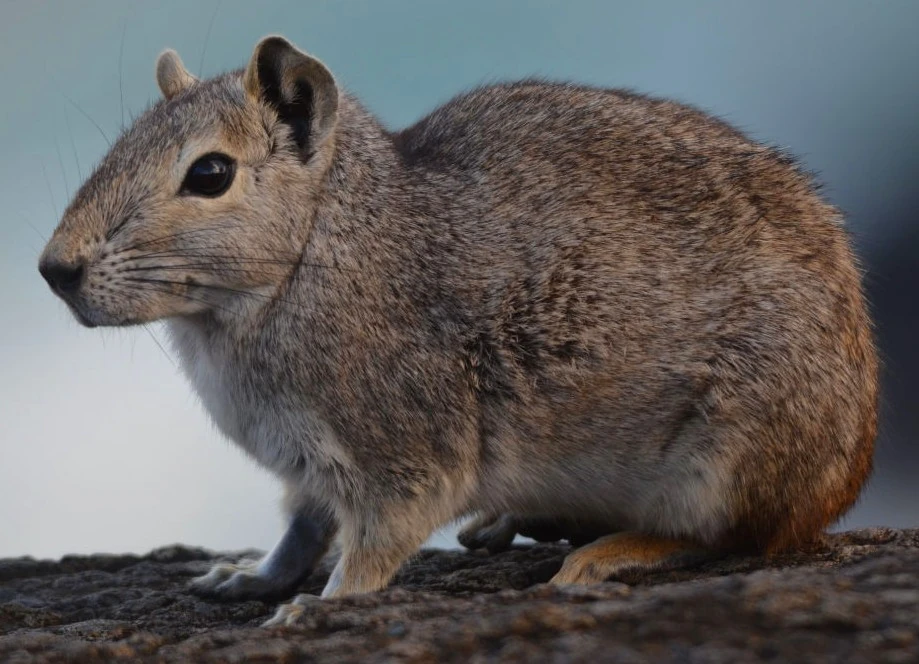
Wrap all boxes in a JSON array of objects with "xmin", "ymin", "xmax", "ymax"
[
  {"xmin": 167, "ymin": 319, "xmax": 732, "ymax": 543},
  {"xmin": 166, "ymin": 319, "xmax": 351, "ymax": 480}
]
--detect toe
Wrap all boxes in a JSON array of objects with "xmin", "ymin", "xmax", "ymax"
[
  {"xmin": 458, "ymin": 514, "xmax": 518, "ymax": 553},
  {"xmin": 188, "ymin": 562, "xmax": 243, "ymax": 595},
  {"xmin": 457, "ymin": 515, "xmax": 497, "ymax": 550},
  {"xmin": 261, "ymin": 603, "xmax": 304, "ymax": 627},
  {"xmin": 215, "ymin": 571, "xmax": 265, "ymax": 600},
  {"xmin": 481, "ymin": 522, "xmax": 517, "ymax": 553},
  {"xmin": 549, "ymin": 554, "xmax": 608, "ymax": 586},
  {"xmin": 261, "ymin": 594, "xmax": 321, "ymax": 628}
]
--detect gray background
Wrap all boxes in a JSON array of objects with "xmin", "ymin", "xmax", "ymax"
[{"xmin": 1, "ymin": 0, "xmax": 916, "ymax": 558}]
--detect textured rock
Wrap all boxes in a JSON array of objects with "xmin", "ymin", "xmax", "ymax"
[{"xmin": 1, "ymin": 529, "xmax": 917, "ymax": 662}]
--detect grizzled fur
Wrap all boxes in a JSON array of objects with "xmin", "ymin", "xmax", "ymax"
[{"xmin": 40, "ymin": 37, "xmax": 877, "ymax": 619}]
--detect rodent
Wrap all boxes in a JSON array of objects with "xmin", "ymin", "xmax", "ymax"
[{"xmin": 38, "ymin": 36, "xmax": 878, "ymax": 626}]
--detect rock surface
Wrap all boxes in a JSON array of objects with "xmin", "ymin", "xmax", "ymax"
[{"xmin": 1, "ymin": 529, "xmax": 917, "ymax": 662}]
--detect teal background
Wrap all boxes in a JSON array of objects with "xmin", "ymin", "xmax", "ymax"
[{"xmin": 1, "ymin": 1, "xmax": 916, "ymax": 557}]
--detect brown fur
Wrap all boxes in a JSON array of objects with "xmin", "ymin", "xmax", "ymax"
[
  {"xmin": 551, "ymin": 532, "xmax": 707, "ymax": 585},
  {"xmin": 38, "ymin": 37, "xmax": 877, "ymax": 620}
]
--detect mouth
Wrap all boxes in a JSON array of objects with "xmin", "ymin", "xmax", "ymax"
[
  {"xmin": 72, "ymin": 309, "xmax": 99, "ymax": 328},
  {"xmin": 62, "ymin": 299, "xmax": 99, "ymax": 328},
  {"xmin": 42, "ymin": 283, "xmax": 97, "ymax": 328},
  {"xmin": 63, "ymin": 296, "xmax": 158, "ymax": 329},
  {"xmin": 53, "ymin": 292, "xmax": 122, "ymax": 328}
]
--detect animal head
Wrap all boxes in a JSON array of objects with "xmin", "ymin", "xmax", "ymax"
[{"xmin": 38, "ymin": 36, "xmax": 340, "ymax": 326}]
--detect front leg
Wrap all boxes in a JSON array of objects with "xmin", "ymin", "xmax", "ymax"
[
  {"xmin": 190, "ymin": 505, "xmax": 336, "ymax": 601},
  {"xmin": 263, "ymin": 501, "xmax": 439, "ymax": 626}
]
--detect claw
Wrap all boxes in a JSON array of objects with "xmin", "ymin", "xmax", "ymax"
[
  {"xmin": 262, "ymin": 593, "xmax": 321, "ymax": 628},
  {"xmin": 188, "ymin": 558, "xmax": 303, "ymax": 602},
  {"xmin": 188, "ymin": 561, "xmax": 256, "ymax": 597}
]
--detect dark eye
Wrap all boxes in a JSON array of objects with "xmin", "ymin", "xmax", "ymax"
[{"xmin": 181, "ymin": 153, "xmax": 235, "ymax": 197}]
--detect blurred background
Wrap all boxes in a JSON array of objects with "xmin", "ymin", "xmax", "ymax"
[{"xmin": 1, "ymin": 0, "xmax": 916, "ymax": 558}]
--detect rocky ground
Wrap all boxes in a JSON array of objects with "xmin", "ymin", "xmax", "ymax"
[{"xmin": 1, "ymin": 528, "xmax": 917, "ymax": 662}]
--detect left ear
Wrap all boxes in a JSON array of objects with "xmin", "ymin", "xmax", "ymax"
[
  {"xmin": 244, "ymin": 36, "xmax": 339, "ymax": 158},
  {"xmin": 156, "ymin": 49, "xmax": 198, "ymax": 99}
]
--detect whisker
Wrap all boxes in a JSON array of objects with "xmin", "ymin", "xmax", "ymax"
[
  {"xmin": 124, "ymin": 245, "xmax": 297, "ymax": 260},
  {"xmin": 114, "ymin": 229, "xmax": 354, "ymax": 275},
  {"xmin": 118, "ymin": 20, "xmax": 127, "ymax": 130},
  {"xmin": 116, "ymin": 245, "xmax": 356, "ymax": 272},
  {"xmin": 119, "ymin": 263, "xmax": 293, "ymax": 275},
  {"xmin": 40, "ymin": 163, "xmax": 59, "ymax": 220},
  {"xmin": 62, "ymin": 92, "xmax": 111, "ymax": 147},
  {"xmin": 122, "ymin": 249, "xmax": 297, "ymax": 264},
  {"xmin": 124, "ymin": 280, "xmax": 242, "ymax": 320},
  {"xmin": 54, "ymin": 134, "xmax": 70, "ymax": 200},
  {"xmin": 120, "ymin": 252, "xmax": 300, "ymax": 266},
  {"xmin": 119, "ymin": 278, "xmax": 401, "ymax": 333},
  {"xmin": 198, "ymin": 0, "xmax": 222, "ymax": 77},
  {"xmin": 63, "ymin": 108, "xmax": 83, "ymax": 182},
  {"xmin": 120, "ymin": 276, "xmax": 320, "ymax": 317},
  {"xmin": 116, "ymin": 227, "xmax": 246, "ymax": 253},
  {"xmin": 120, "ymin": 254, "xmax": 356, "ymax": 275},
  {"xmin": 17, "ymin": 211, "xmax": 49, "ymax": 243},
  {"xmin": 142, "ymin": 323, "xmax": 177, "ymax": 368}
]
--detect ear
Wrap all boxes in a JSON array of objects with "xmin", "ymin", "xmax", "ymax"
[
  {"xmin": 156, "ymin": 50, "xmax": 198, "ymax": 100},
  {"xmin": 243, "ymin": 36, "xmax": 339, "ymax": 157}
]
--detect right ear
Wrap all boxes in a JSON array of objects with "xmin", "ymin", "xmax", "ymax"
[
  {"xmin": 156, "ymin": 50, "xmax": 198, "ymax": 100},
  {"xmin": 243, "ymin": 36, "xmax": 339, "ymax": 158}
]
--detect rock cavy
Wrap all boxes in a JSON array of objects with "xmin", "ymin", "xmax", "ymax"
[{"xmin": 39, "ymin": 36, "xmax": 878, "ymax": 625}]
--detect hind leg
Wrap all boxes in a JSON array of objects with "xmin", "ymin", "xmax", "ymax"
[{"xmin": 550, "ymin": 532, "xmax": 713, "ymax": 585}]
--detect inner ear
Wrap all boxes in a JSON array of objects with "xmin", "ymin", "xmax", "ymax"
[
  {"xmin": 256, "ymin": 57, "xmax": 314, "ymax": 154},
  {"xmin": 244, "ymin": 36, "xmax": 339, "ymax": 161}
]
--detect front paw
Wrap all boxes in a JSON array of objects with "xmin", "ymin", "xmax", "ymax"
[
  {"xmin": 261, "ymin": 593, "xmax": 321, "ymax": 627},
  {"xmin": 189, "ymin": 560, "xmax": 295, "ymax": 601}
]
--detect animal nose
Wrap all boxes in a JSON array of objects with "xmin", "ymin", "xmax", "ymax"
[{"xmin": 39, "ymin": 258, "xmax": 85, "ymax": 294}]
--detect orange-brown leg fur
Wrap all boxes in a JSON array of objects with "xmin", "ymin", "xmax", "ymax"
[{"xmin": 550, "ymin": 532, "xmax": 713, "ymax": 585}]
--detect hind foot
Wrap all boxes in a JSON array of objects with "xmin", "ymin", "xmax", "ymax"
[
  {"xmin": 550, "ymin": 532, "xmax": 711, "ymax": 585},
  {"xmin": 457, "ymin": 514, "xmax": 519, "ymax": 553},
  {"xmin": 459, "ymin": 513, "xmax": 613, "ymax": 552}
]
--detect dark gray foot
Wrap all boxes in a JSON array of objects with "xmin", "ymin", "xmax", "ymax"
[
  {"xmin": 189, "ymin": 513, "xmax": 332, "ymax": 601},
  {"xmin": 459, "ymin": 513, "xmax": 612, "ymax": 553},
  {"xmin": 457, "ymin": 514, "xmax": 519, "ymax": 553},
  {"xmin": 517, "ymin": 519, "xmax": 611, "ymax": 548}
]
